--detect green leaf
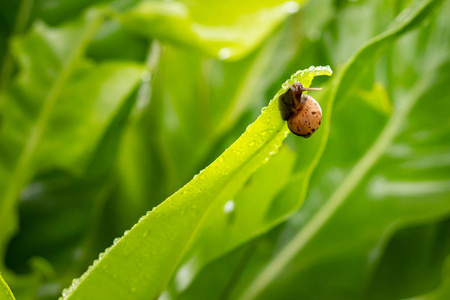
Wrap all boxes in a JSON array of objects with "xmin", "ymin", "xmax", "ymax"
[
  {"xmin": 34, "ymin": 0, "xmax": 109, "ymax": 25},
  {"xmin": 0, "ymin": 11, "xmax": 143, "ymax": 264},
  {"xmin": 366, "ymin": 219, "xmax": 450, "ymax": 299},
  {"xmin": 0, "ymin": 273, "xmax": 16, "ymax": 300},
  {"xmin": 120, "ymin": 0, "xmax": 306, "ymax": 59},
  {"xmin": 414, "ymin": 251, "xmax": 450, "ymax": 300},
  {"xmin": 59, "ymin": 66, "xmax": 332, "ymax": 300},
  {"xmin": 0, "ymin": 0, "xmax": 34, "ymax": 90},
  {"xmin": 239, "ymin": 0, "xmax": 446, "ymax": 299}
]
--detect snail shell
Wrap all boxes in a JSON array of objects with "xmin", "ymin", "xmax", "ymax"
[{"xmin": 279, "ymin": 82, "xmax": 322, "ymax": 138}]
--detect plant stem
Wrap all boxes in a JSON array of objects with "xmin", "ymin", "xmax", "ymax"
[{"xmin": 134, "ymin": 40, "xmax": 161, "ymax": 115}]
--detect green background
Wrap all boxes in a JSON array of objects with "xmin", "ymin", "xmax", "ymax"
[{"xmin": 0, "ymin": 0, "xmax": 449, "ymax": 299}]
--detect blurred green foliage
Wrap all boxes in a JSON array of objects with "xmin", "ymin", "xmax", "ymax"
[{"xmin": 0, "ymin": 0, "xmax": 449, "ymax": 299}]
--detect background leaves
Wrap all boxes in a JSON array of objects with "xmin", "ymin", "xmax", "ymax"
[
  {"xmin": 120, "ymin": 0, "xmax": 306, "ymax": 59},
  {"xmin": 0, "ymin": 0, "xmax": 449, "ymax": 299}
]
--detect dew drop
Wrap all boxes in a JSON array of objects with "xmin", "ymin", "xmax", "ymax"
[
  {"xmin": 73, "ymin": 248, "xmax": 83, "ymax": 260},
  {"xmin": 218, "ymin": 48, "xmax": 232, "ymax": 60},
  {"xmin": 141, "ymin": 71, "xmax": 151, "ymax": 82},
  {"xmin": 283, "ymin": 1, "xmax": 300, "ymax": 13},
  {"xmin": 223, "ymin": 200, "xmax": 235, "ymax": 214},
  {"xmin": 138, "ymin": 214, "xmax": 147, "ymax": 223},
  {"xmin": 260, "ymin": 130, "xmax": 267, "ymax": 138}
]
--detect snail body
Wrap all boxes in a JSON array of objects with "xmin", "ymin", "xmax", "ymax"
[{"xmin": 279, "ymin": 82, "xmax": 322, "ymax": 138}]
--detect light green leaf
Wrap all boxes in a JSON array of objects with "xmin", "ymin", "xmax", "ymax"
[
  {"xmin": 120, "ymin": 0, "xmax": 306, "ymax": 59},
  {"xmin": 0, "ymin": 273, "xmax": 16, "ymax": 300},
  {"xmin": 59, "ymin": 66, "xmax": 332, "ymax": 300}
]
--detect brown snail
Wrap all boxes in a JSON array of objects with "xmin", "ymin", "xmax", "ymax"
[{"xmin": 279, "ymin": 81, "xmax": 322, "ymax": 138}]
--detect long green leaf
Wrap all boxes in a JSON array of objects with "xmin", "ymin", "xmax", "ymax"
[{"xmin": 60, "ymin": 66, "xmax": 332, "ymax": 300}]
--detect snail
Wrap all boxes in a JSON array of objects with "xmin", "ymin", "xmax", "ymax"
[{"xmin": 279, "ymin": 81, "xmax": 322, "ymax": 138}]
